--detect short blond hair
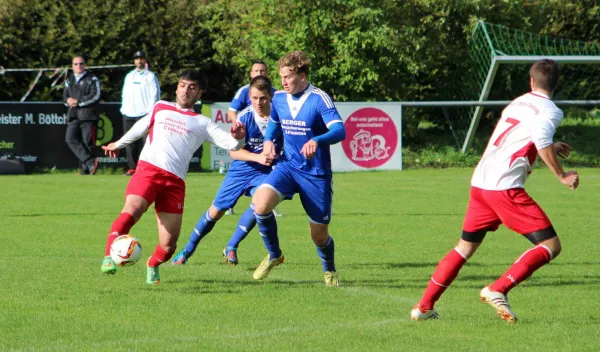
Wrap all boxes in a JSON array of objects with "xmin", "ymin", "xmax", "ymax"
[{"xmin": 278, "ymin": 51, "xmax": 311, "ymax": 76}]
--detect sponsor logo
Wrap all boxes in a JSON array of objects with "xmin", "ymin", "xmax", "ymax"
[
  {"xmin": 0, "ymin": 140, "xmax": 15, "ymax": 149},
  {"xmin": 96, "ymin": 113, "xmax": 113, "ymax": 146},
  {"xmin": 0, "ymin": 113, "xmax": 23, "ymax": 125},
  {"xmin": 214, "ymin": 110, "xmax": 232, "ymax": 124},
  {"xmin": 341, "ymin": 108, "xmax": 398, "ymax": 168},
  {"xmin": 38, "ymin": 113, "xmax": 67, "ymax": 124}
]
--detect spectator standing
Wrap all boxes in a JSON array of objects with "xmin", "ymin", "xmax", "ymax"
[
  {"xmin": 63, "ymin": 55, "xmax": 101, "ymax": 175},
  {"xmin": 120, "ymin": 50, "xmax": 160, "ymax": 176}
]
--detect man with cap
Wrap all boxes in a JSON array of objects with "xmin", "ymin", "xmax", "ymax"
[{"xmin": 120, "ymin": 50, "xmax": 161, "ymax": 176}]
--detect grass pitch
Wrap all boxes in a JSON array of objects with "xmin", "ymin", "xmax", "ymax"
[{"xmin": 1, "ymin": 168, "xmax": 599, "ymax": 351}]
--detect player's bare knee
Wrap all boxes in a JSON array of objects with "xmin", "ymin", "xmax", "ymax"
[
  {"xmin": 309, "ymin": 223, "xmax": 329, "ymax": 246},
  {"xmin": 541, "ymin": 236, "xmax": 562, "ymax": 258},
  {"xmin": 252, "ymin": 187, "xmax": 278, "ymax": 214},
  {"xmin": 459, "ymin": 230, "xmax": 485, "ymax": 258},
  {"xmin": 209, "ymin": 205, "xmax": 225, "ymax": 220}
]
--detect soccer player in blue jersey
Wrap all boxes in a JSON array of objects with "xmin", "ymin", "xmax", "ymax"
[
  {"xmin": 171, "ymin": 76, "xmax": 283, "ymax": 265},
  {"xmin": 251, "ymin": 50, "xmax": 346, "ymax": 286},
  {"xmin": 226, "ymin": 60, "xmax": 282, "ymax": 216}
]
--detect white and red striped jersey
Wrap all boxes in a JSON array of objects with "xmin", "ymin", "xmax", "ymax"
[
  {"xmin": 115, "ymin": 101, "xmax": 244, "ymax": 180},
  {"xmin": 471, "ymin": 91, "xmax": 564, "ymax": 190}
]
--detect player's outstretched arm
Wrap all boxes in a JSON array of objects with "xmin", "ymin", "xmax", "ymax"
[
  {"xmin": 206, "ymin": 120, "xmax": 246, "ymax": 151},
  {"xmin": 112, "ymin": 114, "xmax": 151, "ymax": 150},
  {"xmin": 538, "ymin": 145, "xmax": 579, "ymax": 189},
  {"xmin": 230, "ymin": 149, "xmax": 273, "ymax": 166}
]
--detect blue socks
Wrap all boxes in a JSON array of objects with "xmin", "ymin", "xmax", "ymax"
[
  {"xmin": 316, "ymin": 236, "xmax": 336, "ymax": 272},
  {"xmin": 184, "ymin": 210, "xmax": 217, "ymax": 255},
  {"xmin": 227, "ymin": 206, "xmax": 257, "ymax": 249},
  {"xmin": 255, "ymin": 209, "xmax": 282, "ymax": 259}
]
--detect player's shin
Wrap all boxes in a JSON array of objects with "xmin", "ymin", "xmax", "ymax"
[
  {"xmin": 227, "ymin": 206, "xmax": 257, "ymax": 249},
  {"xmin": 148, "ymin": 244, "xmax": 175, "ymax": 267},
  {"xmin": 105, "ymin": 212, "xmax": 136, "ymax": 255},
  {"xmin": 255, "ymin": 210, "xmax": 282, "ymax": 259},
  {"xmin": 490, "ymin": 245, "xmax": 553, "ymax": 295},
  {"xmin": 419, "ymin": 247, "xmax": 468, "ymax": 310},
  {"xmin": 316, "ymin": 236, "xmax": 336, "ymax": 272},
  {"xmin": 184, "ymin": 210, "xmax": 217, "ymax": 255}
]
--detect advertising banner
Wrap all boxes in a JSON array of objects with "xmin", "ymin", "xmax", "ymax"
[
  {"xmin": 333, "ymin": 102, "xmax": 402, "ymax": 171},
  {"xmin": 209, "ymin": 103, "xmax": 234, "ymax": 172},
  {"xmin": 209, "ymin": 102, "xmax": 402, "ymax": 172}
]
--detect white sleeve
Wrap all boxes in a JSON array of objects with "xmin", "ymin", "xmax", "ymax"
[
  {"xmin": 205, "ymin": 120, "xmax": 245, "ymax": 151},
  {"xmin": 532, "ymin": 108, "xmax": 564, "ymax": 150},
  {"xmin": 114, "ymin": 115, "xmax": 151, "ymax": 149}
]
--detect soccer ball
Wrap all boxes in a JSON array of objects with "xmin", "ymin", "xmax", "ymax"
[{"xmin": 110, "ymin": 235, "xmax": 142, "ymax": 266}]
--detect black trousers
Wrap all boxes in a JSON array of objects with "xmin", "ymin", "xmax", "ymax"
[
  {"xmin": 123, "ymin": 116, "xmax": 146, "ymax": 170},
  {"xmin": 65, "ymin": 119, "xmax": 97, "ymax": 170}
]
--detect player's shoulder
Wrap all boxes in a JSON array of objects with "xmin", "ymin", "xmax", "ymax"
[
  {"xmin": 527, "ymin": 92, "xmax": 563, "ymax": 119},
  {"xmin": 309, "ymin": 85, "xmax": 335, "ymax": 108},
  {"xmin": 233, "ymin": 84, "xmax": 250, "ymax": 98},
  {"xmin": 273, "ymin": 90, "xmax": 287, "ymax": 96},
  {"xmin": 237, "ymin": 106, "xmax": 254, "ymax": 123}
]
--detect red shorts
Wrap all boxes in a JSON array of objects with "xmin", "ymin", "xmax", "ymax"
[
  {"xmin": 463, "ymin": 186, "xmax": 552, "ymax": 235},
  {"xmin": 125, "ymin": 161, "xmax": 186, "ymax": 214}
]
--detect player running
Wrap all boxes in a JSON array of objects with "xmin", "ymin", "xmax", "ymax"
[
  {"xmin": 99, "ymin": 70, "xmax": 246, "ymax": 284},
  {"xmin": 250, "ymin": 50, "xmax": 346, "ymax": 286},
  {"xmin": 171, "ymin": 75, "xmax": 283, "ymax": 266},
  {"xmin": 411, "ymin": 59, "xmax": 579, "ymax": 323}
]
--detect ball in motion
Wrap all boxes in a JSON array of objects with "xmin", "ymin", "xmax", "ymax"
[{"xmin": 110, "ymin": 235, "xmax": 142, "ymax": 266}]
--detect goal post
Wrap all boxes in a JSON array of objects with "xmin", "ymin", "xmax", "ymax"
[{"xmin": 460, "ymin": 21, "xmax": 600, "ymax": 153}]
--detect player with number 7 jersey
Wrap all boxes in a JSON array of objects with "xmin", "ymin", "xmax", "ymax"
[{"xmin": 412, "ymin": 59, "xmax": 579, "ymax": 323}]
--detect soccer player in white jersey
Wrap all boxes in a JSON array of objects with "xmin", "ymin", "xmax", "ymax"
[
  {"xmin": 99, "ymin": 70, "xmax": 246, "ymax": 284},
  {"xmin": 411, "ymin": 59, "xmax": 579, "ymax": 322},
  {"xmin": 250, "ymin": 51, "xmax": 346, "ymax": 286},
  {"xmin": 171, "ymin": 76, "xmax": 283, "ymax": 266}
]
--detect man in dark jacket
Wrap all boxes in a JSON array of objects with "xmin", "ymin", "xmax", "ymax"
[{"xmin": 63, "ymin": 55, "xmax": 101, "ymax": 174}]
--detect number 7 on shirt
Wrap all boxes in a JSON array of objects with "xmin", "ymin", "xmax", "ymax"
[{"xmin": 493, "ymin": 117, "xmax": 520, "ymax": 147}]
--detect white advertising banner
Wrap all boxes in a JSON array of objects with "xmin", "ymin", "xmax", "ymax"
[
  {"xmin": 209, "ymin": 102, "xmax": 402, "ymax": 172},
  {"xmin": 209, "ymin": 103, "xmax": 235, "ymax": 171}
]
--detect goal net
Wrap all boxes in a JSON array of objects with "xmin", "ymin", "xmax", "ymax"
[{"xmin": 456, "ymin": 20, "xmax": 600, "ymax": 152}]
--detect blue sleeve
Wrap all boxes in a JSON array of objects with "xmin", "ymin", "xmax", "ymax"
[
  {"xmin": 264, "ymin": 118, "xmax": 282, "ymax": 142},
  {"xmin": 317, "ymin": 91, "xmax": 343, "ymax": 127},
  {"xmin": 312, "ymin": 122, "xmax": 345, "ymax": 145},
  {"xmin": 229, "ymin": 86, "xmax": 247, "ymax": 112}
]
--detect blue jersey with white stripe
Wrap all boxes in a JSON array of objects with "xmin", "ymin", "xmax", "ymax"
[
  {"xmin": 271, "ymin": 84, "xmax": 343, "ymax": 176},
  {"xmin": 228, "ymin": 106, "xmax": 283, "ymax": 174},
  {"xmin": 230, "ymin": 84, "xmax": 277, "ymax": 112}
]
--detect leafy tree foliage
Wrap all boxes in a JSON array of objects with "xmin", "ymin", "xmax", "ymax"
[{"xmin": 1, "ymin": 0, "xmax": 598, "ymax": 139}]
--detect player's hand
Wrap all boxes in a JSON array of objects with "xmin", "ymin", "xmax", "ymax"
[
  {"xmin": 230, "ymin": 121, "xmax": 246, "ymax": 140},
  {"xmin": 560, "ymin": 170, "xmax": 579, "ymax": 190},
  {"xmin": 554, "ymin": 142, "xmax": 571, "ymax": 159},
  {"xmin": 301, "ymin": 140, "xmax": 318, "ymax": 159},
  {"xmin": 262, "ymin": 141, "xmax": 277, "ymax": 160},
  {"xmin": 102, "ymin": 143, "xmax": 119, "ymax": 158},
  {"xmin": 253, "ymin": 154, "xmax": 273, "ymax": 166}
]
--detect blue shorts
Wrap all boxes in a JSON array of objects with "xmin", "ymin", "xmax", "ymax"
[
  {"xmin": 260, "ymin": 163, "xmax": 333, "ymax": 224},
  {"xmin": 213, "ymin": 170, "xmax": 269, "ymax": 210}
]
